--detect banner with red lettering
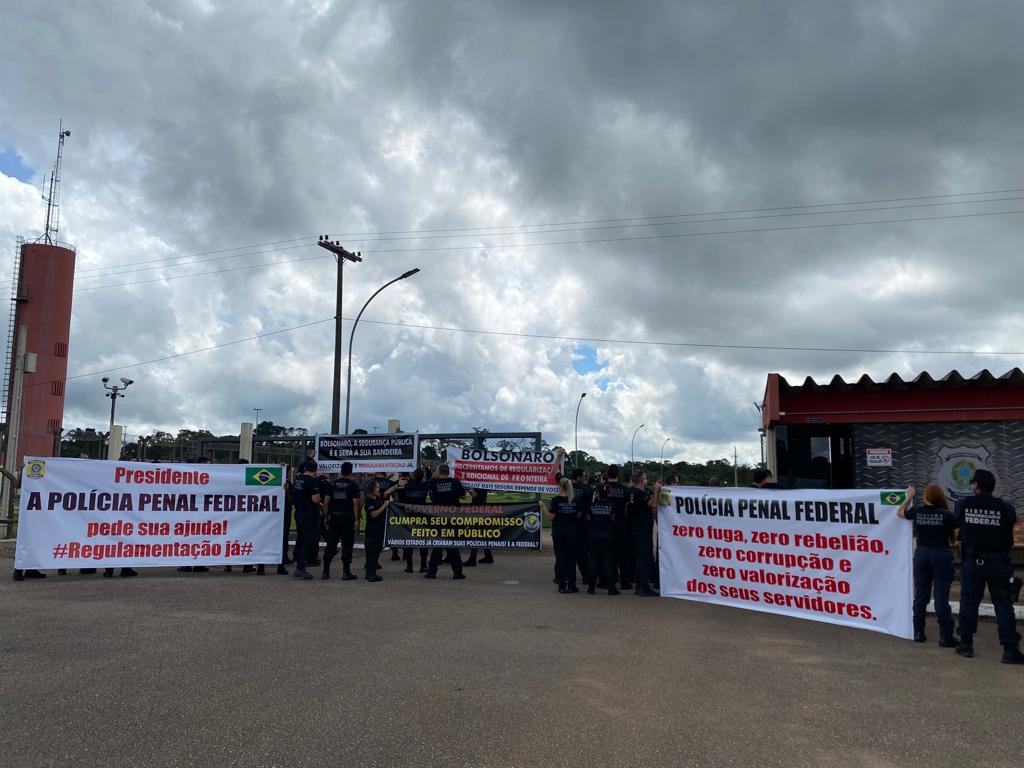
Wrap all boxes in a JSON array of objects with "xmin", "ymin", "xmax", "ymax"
[
  {"xmin": 446, "ymin": 446, "xmax": 563, "ymax": 494},
  {"xmin": 658, "ymin": 487, "xmax": 914, "ymax": 639},
  {"xmin": 14, "ymin": 457, "xmax": 284, "ymax": 569}
]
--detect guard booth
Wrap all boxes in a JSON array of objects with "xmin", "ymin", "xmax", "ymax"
[{"xmin": 760, "ymin": 369, "xmax": 1024, "ymax": 511}]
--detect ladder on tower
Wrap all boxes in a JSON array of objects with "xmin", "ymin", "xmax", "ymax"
[{"xmin": 1, "ymin": 237, "xmax": 25, "ymax": 426}]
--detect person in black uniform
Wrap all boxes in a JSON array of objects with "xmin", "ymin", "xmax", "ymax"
[
  {"xmin": 322, "ymin": 462, "xmax": 362, "ymax": 581},
  {"xmin": 571, "ymin": 468, "xmax": 592, "ymax": 584},
  {"xmin": 954, "ymin": 469, "xmax": 1024, "ymax": 663},
  {"xmin": 752, "ymin": 468, "xmax": 780, "ymax": 489},
  {"xmin": 587, "ymin": 484, "xmax": 619, "ymax": 595},
  {"xmin": 604, "ymin": 464, "xmax": 632, "ymax": 590},
  {"xmin": 290, "ymin": 459, "xmax": 323, "ymax": 580},
  {"xmin": 464, "ymin": 487, "xmax": 494, "ymax": 566},
  {"xmin": 425, "ymin": 464, "xmax": 466, "ymax": 579},
  {"xmin": 309, "ymin": 472, "xmax": 331, "ymax": 567},
  {"xmin": 897, "ymin": 483, "xmax": 959, "ymax": 645},
  {"xmin": 542, "ymin": 476, "xmax": 579, "ymax": 593},
  {"xmin": 627, "ymin": 470, "xmax": 662, "ymax": 597},
  {"xmin": 362, "ymin": 480, "xmax": 389, "ymax": 581},
  {"xmin": 389, "ymin": 469, "xmax": 431, "ymax": 573}
]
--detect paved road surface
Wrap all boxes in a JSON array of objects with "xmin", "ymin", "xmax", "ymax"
[{"xmin": 2, "ymin": 552, "xmax": 1020, "ymax": 768}]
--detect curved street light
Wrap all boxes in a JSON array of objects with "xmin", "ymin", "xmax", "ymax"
[
  {"xmin": 660, "ymin": 437, "xmax": 671, "ymax": 481},
  {"xmin": 573, "ymin": 392, "xmax": 587, "ymax": 468},
  {"xmin": 344, "ymin": 268, "xmax": 421, "ymax": 433},
  {"xmin": 629, "ymin": 423, "xmax": 645, "ymax": 478}
]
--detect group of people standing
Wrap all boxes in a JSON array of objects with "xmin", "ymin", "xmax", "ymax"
[
  {"xmin": 287, "ymin": 459, "xmax": 493, "ymax": 582},
  {"xmin": 543, "ymin": 464, "xmax": 662, "ymax": 597}
]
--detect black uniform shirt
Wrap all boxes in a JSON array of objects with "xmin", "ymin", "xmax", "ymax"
[
  {"xmin": 330, "ymin": 477, "xmax": 362, "ymax": 517},
  {"xmin": 429, "ymin": 477, "xmax": 465, "ymax": 505},
  {"xmin": 398, "ymin": 481, "xmax": 429, "ymax": 505},
  {"xmin": 904, "ymin": 504, "xmax": 958, "ymax": 548},
  {"xmin": 572, "ymin": 481, "xmax": 592, "ymax": 519},
  {"xmin": 955, "ymin": 493, "xmax": 1018, "ymax": 554},
  {"xmin": 291, "ymin": 474, "xmax": 320, "ymax": 516},
  {"xmin": 364, "ymin": 497, "xmax": 387, "ymax": 533},
  {"xmin": 470, "ymin": 488, "xmax": 489, "ymax": 505},
  {"xmin": 549, "ymin": 495, "xmax": 577, "ymax": 531},
  {"xmin": 589, "ymin": 499, "xmax": 614, "ymax": 536},
  {"xmin": 627, "ymin": 487, "xmax": 653, "ymax": 527},
  {"xmin": 604, "ymin": 481, "xmax": 628, "ymax": 526}
]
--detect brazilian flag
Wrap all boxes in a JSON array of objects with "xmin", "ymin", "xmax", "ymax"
[
  {"xmin": 245, "ymin": 466, "xmax": 283, "ymax": 487},
  {"xmin": 880, "ymin": 490, "xmax": 906, "ymax": 506}
]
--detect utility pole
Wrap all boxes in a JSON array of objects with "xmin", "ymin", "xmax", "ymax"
[
  {"xmin": 317, "ymin": 236, "xmax": 362, "ymax": 434},
  {"xmin": 573, "ymin": 392, "xmax": 586, "ymax": 468},
  {"xmin": 102, "ymin": 377, "xmax": 134, "ymax": 433},
  {"xmin": 733, "ymin": 445, "xmax": 739, "ymax": 487}
]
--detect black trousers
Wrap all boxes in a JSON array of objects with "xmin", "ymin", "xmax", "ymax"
[
  {"xmin": 404, "ymin": 548, "xmax": 429, "ymax": 569},
  {"xmin": 323, "ymin": 514, "xmax": 355, "ymax": 573},
  {"xmin": 552, "ymin": 525, "xmax": 576, "ymax": 589},
  {"xmin": 958, "ymin": 552, "xmax": 1020, "ymax": 645},
  {"xmin": 293, "ymin": 508, "xmax": 319, "ymax": 572},
  {"xmin": 588, "ymin": 533, "xmax": 615, "ymax": 590},
  {"xmin": 614, "ymin": 523, "xmax": 634, "ymax": 587},
  {"xmin": 365, "ymin": 528, "xmax": 385, "ymax": 576},
  {"xmin": 427, "ymin": 548, "xmax": 463, "ymax": 576},
  {"xmin": 631, "ymin": 520, "xmax": 654, "ymax": 591},
  {"xmin": 913, "ymin": 546, "xmax": 954, "ymax": 633},
  {"xmin": 574, "ymin": 520, "xmax": 590, "ymax": 582}
]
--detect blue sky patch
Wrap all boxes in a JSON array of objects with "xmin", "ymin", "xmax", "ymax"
[
  {"xmin": 572, "ymin": 344, "xmax": 611, "ymax": 390},
  {"xmin": 0, "ymin": 147, "xmax": 33, "ymax": 182}
]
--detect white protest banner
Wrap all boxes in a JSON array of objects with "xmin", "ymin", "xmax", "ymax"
[
  {"xmin": 658, "ymin": 487, "xmax": 913, "ymax": 639},
  {"xmin": 315, "ymin": 434, "xmax": 419, "ymax": 473},
  {"xmin": 14, "ymin": 457, "xmax": 284, "ymax": 569},
  {"xmin": 446, "ymin": 446, "xmax": 563, "ymax": 494}
]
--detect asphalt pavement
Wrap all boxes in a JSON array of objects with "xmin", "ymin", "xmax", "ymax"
[{"xmin": 1, "ymin": 550, "xmax": 1021, "ymax": 768}]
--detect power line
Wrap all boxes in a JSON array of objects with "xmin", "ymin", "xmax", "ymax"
[
  {"xmin": 71, "ymin": 185, "xmax": 1024, "ymax": 277},
  {"xmin": 40, "ymin": 312, "xmax": 1023, "ymax": 391},
  {"xmin": 351, "ymin": 317, "xmax": 1024, "ymax": 356},
  {"xmin": 73, "ymin": 192, "xmax": 1024, "ymax": 281},
  {"xmin": 73, "ymin": 206, "xmax": 1024, "ymax": 292}
]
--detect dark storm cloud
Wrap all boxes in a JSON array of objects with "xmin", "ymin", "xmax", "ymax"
[{"xmin": 1, "ymin": 0, "xmax": 1023, "ymax": 461}]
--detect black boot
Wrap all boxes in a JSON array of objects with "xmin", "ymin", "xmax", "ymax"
[
  {"xmin": 480, "ymin": 552, "xmax": 494, "ymax": 564},
  {"xmin": 24, "ymin": 569, "xmax": 46, "ymax": 579},
  {"xmin": 243, "ymin": 565, "xmax": 256, "ymax": 573},
  {"xmin": 1001, "ymin": 644, "xmax": 1024, "ymax": 665},
  {"xmin": 913, "ymin": 630, "xmax": 926, "ymax": 643},
  {"xmin": 321, "ymin": 565, "xmax": 331, "ymax": 580},
  {"xmin": 256, "ymin": 565, "xmax": 266, "ymax": 575},
  {"xmin": 938, "ymin": 629, "xmax": 958, "ymax": 648},
  {"xmin": 955, "ymin": 634, "xmax": 974, "ymax": 658},
  {"xmin": 120, "ymin": 568, "xmax": 138, "ymax": 577},
  {"xmin": 276, "ymin": 564, "xmax": 289, "ymax": 575}
]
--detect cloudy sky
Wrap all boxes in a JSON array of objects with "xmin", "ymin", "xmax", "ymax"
[{"xmin": 1, "ymin": 0, "xmax": 1023, "ymax": 464}]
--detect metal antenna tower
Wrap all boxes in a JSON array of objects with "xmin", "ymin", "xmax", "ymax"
[{"xmin": 40, "ymin": 121, "xmax": 71, "ymax": 245}]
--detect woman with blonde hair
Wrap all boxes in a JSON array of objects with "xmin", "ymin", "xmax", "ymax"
[
  {"xmin": 541, "ymin": 476, "xmax": 580, "ymax": 593},
  {"xmin": 897, "ymin": 483, "xmax": 959, "ymax": 645}
]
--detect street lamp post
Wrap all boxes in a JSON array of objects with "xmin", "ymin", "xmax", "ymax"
[
  {"xmin": 344, "ymin": 268, "xmax": 421, "ymax": 433},
  {"xmin": 660, "ymin": 437, "xmax": 671, "ymax": 481},
  {"xmin": 318, "ymin": 236, "xmax": 363, "ymax": 434},
  {"xmin": 573, "ymin": 392, "xmax": 586, "ymax": 468},
  {"xmin": 629, "ymin": 423, "xmax": 645, "ymax": 479},
  {"xmin": 102, "ymin": 377, "xmax": 134, "ymax": 433}
]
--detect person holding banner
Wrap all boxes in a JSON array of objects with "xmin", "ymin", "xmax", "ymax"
[
  {"xmin": 322, "ymin": 462, "xmax": 362, "ymax": 581},
  {"xmin": 627, "ymin": 471, "xmax": 662, "ymax": 597},
  {"xmin": 425, "ymin": 464, "xmax": 467, "ymax": 580},
  {"xmin": 541, "ymin": 476, "xmax": 580, "ymax": 593},
  {"xmin": 953, "ymin": 470, "xmax": 1024, "ymax": 663},
  {"xmin": 362, "ymin": 480, "xmax": 389, "ymax": 582},
  {"xmin": 389, "ymin": 470, "xmax": 430, "ymax": 574},
  {"xmin": 291, "ymin": 460, "xmax": 323, "ymax": 580},
  {"xmin": 896, "ymin": 484, "xmax": 959, "ymax": 646},
  {"xmin": 464, "ymin": 487, "xmax": 495, "ymax": 567},
  {"xmin": 587, "ymin": 484, "xmax": 619, "ymax": 595}
]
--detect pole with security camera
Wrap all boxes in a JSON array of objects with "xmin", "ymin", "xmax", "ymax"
[{"xmin": 102, "ymin": 376, "xmax": 133, "ymax": 434}]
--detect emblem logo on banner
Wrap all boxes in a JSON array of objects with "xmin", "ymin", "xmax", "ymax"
[
  {"xmin": 245, "ymin": 466, "xmax": 282, "ymax": 486},
  {"xmin": 25, "ymin": 460, "xmax": 46, "ymax": 479},
  {"xmin": 523, "ymin": 510, "xmax": 542, "ymax": 533},
  {"xmin": 935, "ymin": 445, "xmax": 991, "ymax": 499}
]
